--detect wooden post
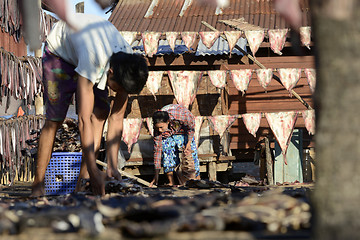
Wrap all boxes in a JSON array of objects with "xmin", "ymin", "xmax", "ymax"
[
  {"xmin": 265, "ymin": 137, "xmax": 274, "ymax": 185},
  {"xmin": 34, "ymin": 93, "xmax": 43, "ymax": 115},
  {"xmin": 259, "ymin": 150, "xmax": 266, "ymax": 181},
  {"xmin": 208, "ymin": 161, "xmax": 217, "ymax": 181},
  {"xmin": 222, "ymin": 132, "xmax": 230, "ymax": 156},
  {"xmin": 309, "ymin": 147, "xmax": 316, "ymax": 181},
  {"xmin": 96, "ymin": 160, "xmax": 156, "ymax": 188}
]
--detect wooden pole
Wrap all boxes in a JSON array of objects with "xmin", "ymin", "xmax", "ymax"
[
  {"xmin": 264, "ymin": 137, "xmax": 274, "ymax": 185},
  {"xmin": 201, "ymin": 21, "xmax": 312, "ymax": 110},
  {"xmin": 208, "ymin": 161, "xmax": 217, "ymax": 181},
  {"xmin": 96, "ymin": 160, "xmax": 156, "ymax": 188},
  {"xmin": 259, "ymin": 149, "xmax": 266, "ymax": 181},
  {"xmin": 34, "ymin": 48, "xmax": 43, "ymax": 115}
]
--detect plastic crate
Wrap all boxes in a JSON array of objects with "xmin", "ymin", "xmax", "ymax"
[{"xmin": 44, "ymin": 152, "xmax": 82, "ymax": 195}]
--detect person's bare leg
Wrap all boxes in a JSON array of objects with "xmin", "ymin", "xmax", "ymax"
[
  {"xmin": 76, "ymin": 107, "xmax": 107, "ymax": 191},
  {"xmin": 92, "ymin": 107, "xmax": 108, "ymax": 161},
  {"xmin": 31, "ymin": 120, "xmax": 62, "ymax": 197},
  {"xmin": 166, "ymin": 172, "xmax": 175, "ymax": 186}
]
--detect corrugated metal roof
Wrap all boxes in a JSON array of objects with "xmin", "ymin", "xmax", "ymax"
[{"xmin": 109, "ymin": 0, "xmax": 311, "ymax": 32}]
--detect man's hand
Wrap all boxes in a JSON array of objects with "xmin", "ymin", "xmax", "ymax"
[
  {"xmin": 89, "ymin": 170, "xmax": 106, "ymax": 196},
  {"xmin": 106, "ymin": 167, "xmax": 122, "ymax": 181}
]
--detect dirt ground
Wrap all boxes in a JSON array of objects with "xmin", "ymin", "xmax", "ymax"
[{"xmin": 0, "ymin": 181, "xmax": 314, "ymax": 240}]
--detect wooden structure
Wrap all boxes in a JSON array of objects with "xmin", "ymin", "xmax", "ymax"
[{"xmin": 109, "ymin": 0, "xmax": 315, "ymax": 180}]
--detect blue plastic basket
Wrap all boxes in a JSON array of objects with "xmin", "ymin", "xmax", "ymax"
[{"xmin": 44, "ymin": 152, "xmax": 82, "ymax": 195}]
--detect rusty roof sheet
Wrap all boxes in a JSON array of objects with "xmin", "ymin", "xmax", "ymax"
[{"xmin": 109, "ymin": 0, "xmax": 311, "ymax": 32}]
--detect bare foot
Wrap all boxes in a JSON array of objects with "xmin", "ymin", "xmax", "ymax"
[
  {"xmin": 75, "ymin": 178, "xmax": 90, "ymax": 193},
  {"xmin": 30, "ymin": 182, "xmax": 45, "ymax": 197},
  {"xmin": 106, "ymin": 168, "xmax": 122, "ymax": 181}
]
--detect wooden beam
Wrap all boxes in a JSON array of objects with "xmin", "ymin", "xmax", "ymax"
[{"xmin": 96, "ymin": 160, "xmax": 156, "ymax": 188}]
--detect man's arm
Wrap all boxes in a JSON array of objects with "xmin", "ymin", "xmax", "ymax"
[
  {"xmin": 77, "ymin": 76, "xmax": 105, "ymax": 195},
  {"xmin": 105, "ymin": 90, "xmax": 128, "ymax": 179}
]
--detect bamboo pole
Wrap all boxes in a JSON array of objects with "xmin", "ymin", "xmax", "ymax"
[
  {"xmin": 34, "ymin": 48, "xmax": 44, "ymax": 115},
  {"xmin": 201, "ymin": 21, "xmax": 312, "ymax": 110},
  {"xmin": 96, "ymin": 160, "xmax": 156, "ymax": 188}
]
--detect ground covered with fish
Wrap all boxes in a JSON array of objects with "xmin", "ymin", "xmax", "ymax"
[{"xmin": 0, "ymin": 180, "xmax": 313, "ymax": 240}]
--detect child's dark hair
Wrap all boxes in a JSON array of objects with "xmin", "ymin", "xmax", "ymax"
[
  {"xmin": 152, "ymin": 111, "xmax": 170, "ymax": 124},
  {"xmin": 109, "ymin": 52, "xmax": 148, "ymax": 94}
]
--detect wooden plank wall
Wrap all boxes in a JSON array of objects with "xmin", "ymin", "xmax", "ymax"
[{"xmin": 227, "ymin": 52, "xmax": 315, "ymax": 158}]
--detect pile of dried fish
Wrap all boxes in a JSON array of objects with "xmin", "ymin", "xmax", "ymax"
[
  {"xmin": 80, "ymin": 179, "xmax": 143, "ymax": 195},
  {"xmin": 24, "ymin": 118, "xmax": 81, "ymax": 154},
  {"xmin": 185, "ymin": 179, "xmax": 228, "ymax": 189},
  {"xmin": 0, "ymin": 186, "xmax": 312, "ymax": 238},
  {"xmin": 231, "ymin": 174, "xmax": 266, "ymax": 187},
  {"xmin": 53, "ymin": 118, "xmax": 81, "ymax": 152}
]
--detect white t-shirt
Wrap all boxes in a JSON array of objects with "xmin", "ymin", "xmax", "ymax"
[{"xmin": 46, "ymin": 13, "xmax": 133, "ymax": 90}]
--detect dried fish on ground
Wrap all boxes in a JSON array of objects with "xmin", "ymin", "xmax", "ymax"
[
  {"xmin": 185, "ymin": 179, "xmax": 227, "ymax": 189},
  {"xmin": 53, "ymin": 118, "xmax": 81, "ymax": 152},
  {"xmin": 80, "ymin": 179, "xmax": 143, "ymax": 195},
  {"xmin": 25, "ymin": 118, "xmax": 81, "ymax": 154},
  {"xmin": 0, "ymin": 185, "xmax": 312, "ymax": 238}
]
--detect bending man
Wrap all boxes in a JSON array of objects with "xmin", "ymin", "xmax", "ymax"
[{"xmin": 31, "ymin": 13, "xmax": 148, "ymax": 196}]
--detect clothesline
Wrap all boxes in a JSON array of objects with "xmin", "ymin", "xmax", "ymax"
[
  {"xmin": 146, "ymin": 69, "xmax": 316, "ymax": 105},
  {"xmin": 120, "ymin": 26, "xmax": 312, "ymax": 58},
  {"xmin": 120, "ymin": 27, "xmax": 311, "ymax": 39},
  {"xmin": 140, "ymin": 111, "xmax": 307, "ymax": 123},
  {"xmin": 121, "ymin": 110, "xmax": 315, "ymax": 154},
  {"xmin": 141, "ymin": 110, "xmax": 306, "ymax": 122},
  {"xmin": 154, "ymin": 68, "xmax": 313, "ymax": 74},
  {"xmin": 0, "ymin": 47, "xmax": 40, "ymax": 70},
  {"xmin": 0, "ymin": 114, "xmax": 45, "ymax": 124}
]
